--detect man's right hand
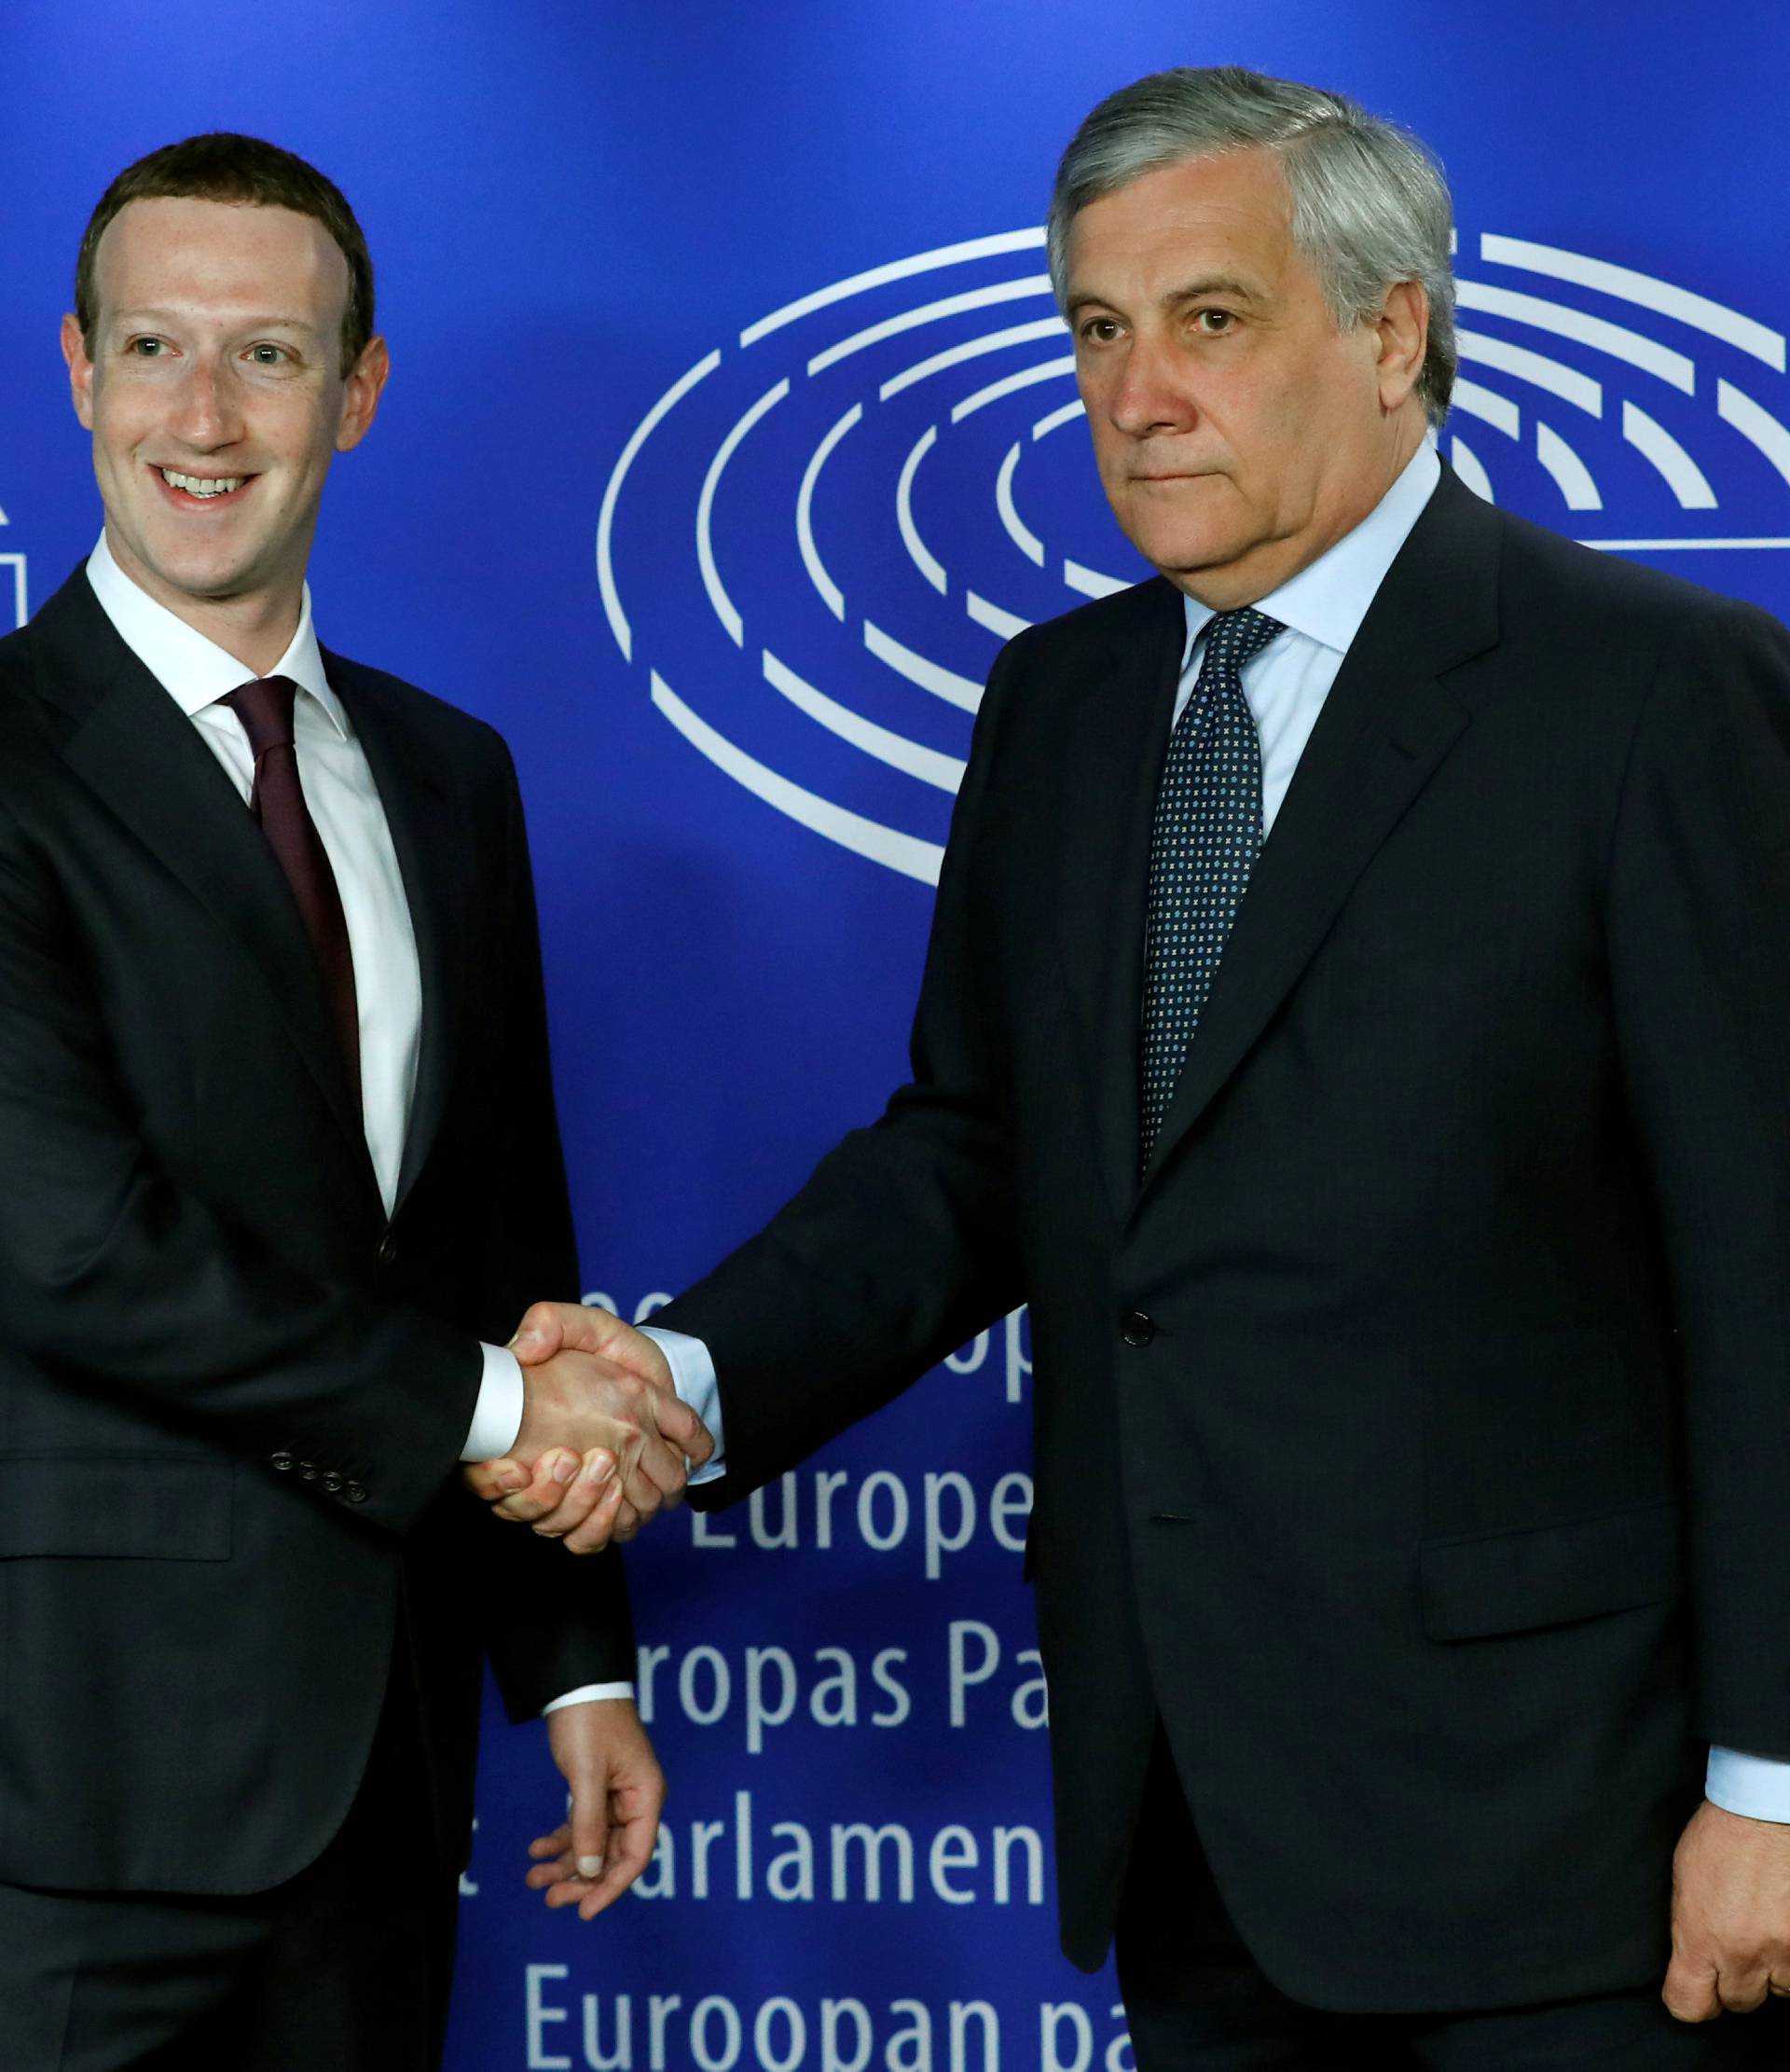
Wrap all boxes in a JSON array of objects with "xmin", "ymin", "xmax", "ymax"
[{"xmin": 461, "ymin": 1306, "xmax": 712, "ymax": 1551}]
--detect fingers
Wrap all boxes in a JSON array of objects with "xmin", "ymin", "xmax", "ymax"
[
  {"xmin": 493, "ymin": 1471, "xmax": 660, "ymax": 1550},
  {"xmin": 526, "ymin": 1821, "xmax": 573, "ymax": 1890},
  {"xmin": 492, "ymin": 1448, "xmax": 590, "ymax": 1524},
  {"xmin": 1714, "ymin": 1957, "xmax": 1773, "ymax": 2014},
  {"xmin": 512, "ymin": 1303, "xmax": 677, "ymax": 1397},
  {"xmin": 536, "ymin": 1452, "xmax": 626, "ymax": 1552},
  {"xmin": 601, "ymin": 1497, "xmax": 644, "ymax": 1546},
  {"xmin": 471, "ymin": 1378, "xmax": 708, "ymax": 1551},
  {"xmin": 562, "ymin": 1483, "xmax": 634, "ymax": 1555},
  {"xmin": 565, "ymin": 1753, "xmax": 667, "ymax": 1921},
  {"xmin": 511, "ymin": 1300, "xmax": 611, "ymax": 1366},
  {"xmin": 571, "ymin": 1795, "xmax": 656, "ymax": 1918},
  {"xmin": 535, "ymin": 1703, "xmax": 667, "ymax": 1919},
  {"xmin": 528, "ymin": 1429, "xmax": 689, "ymax": 1550},
  {"xmin": 630, "ymin": 1428, "xmax": 694, "ymax": 1506},
  {"xmin": 461, "ymin": 1457, "xmax": 530, "ymax": 1503},
  {"xmin": 1662, "ymin": 1948, "xmax": 1724, "ymax": 2024},
  {"xmin": 1664, "ymin": 1800, "xmax": 1790, "ymax": 2024},
  {"xmin": 570, "ymin": 1764, "xmax": 610, "ymax": 1884},
  {"xmin": 544, "ymin": 1438, "xmax": 677, "ymax": 1554},
  {"xmin": 655, "ymin": 1393, "xmax": 715, "ymax": 1469},
  {"xmin": 507, "ymin": 1300, "xmax": 573, "ymax": 1365}
]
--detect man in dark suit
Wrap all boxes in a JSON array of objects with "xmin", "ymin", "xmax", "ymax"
[
  {"xmin": 0, "ymin": 135, "xmax": 707, "ymax": 2069},
  {"xmin": 476, "ymin": 67, "xmax": 1790, "ymax": 2067}
]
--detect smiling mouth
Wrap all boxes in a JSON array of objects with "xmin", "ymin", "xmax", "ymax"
[{"xmin": 154, "ymin": 465, "xmax": 255, "ymax": 505}]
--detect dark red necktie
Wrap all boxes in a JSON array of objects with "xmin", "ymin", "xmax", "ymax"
[{"xmin": 225, "ymin": 676, "xmax": 362, "ymax": 1099}]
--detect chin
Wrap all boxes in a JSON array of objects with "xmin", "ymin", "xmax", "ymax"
[
  {"xmin": 1130, "ymin": 524, "xmax": 1246, "ymax": 580},
  {"xmin": 144, "ymin": 550, "xmax": 256, "ymax": 604},
  {"xmin": 1114, "ymin": 489, "xmax": 1244, "ymax": 577}
]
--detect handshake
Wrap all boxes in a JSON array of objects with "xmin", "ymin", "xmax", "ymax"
[{"xmin": 462, "ymin": 1305, "xmax": 712, "ymax": 1552}]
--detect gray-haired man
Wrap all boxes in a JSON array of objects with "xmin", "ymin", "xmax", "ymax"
[{"xmin": 476, "ymin": 67, "xmax": 1790, "ymax": 2067}]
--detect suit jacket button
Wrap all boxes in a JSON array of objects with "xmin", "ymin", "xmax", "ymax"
[
  {"xmin": 1120, "ymin": 1309, "xmax": 1155, "ymax": 1347},
  {"xmin": 321, "ymin": 1471, "xmax": 344, "ymax": 1494},
  {"xmin": 270, "ymin": 1450, "xmax": 295, "ymax": 1472},
  {"xmin": 345, "ymin": 1481, "xmax": 368, "ymax": 1505},
  {"xmin": 377, "ymin": 1232, "xmax": 399, "ymax": 1267},
  {"xmin": 297, "ymin": 1460, "xmax": 319, "ymax": 1481}
]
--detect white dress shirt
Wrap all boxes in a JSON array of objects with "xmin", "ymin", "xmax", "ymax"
[
  {"xmin": 650, "ymin": 446, "xmax": 1790, "ymax": 1815},
  {"xmin": 86, "ymin": 534, "xmax": 627, "ymax": 1712},
  {"xmin": 1174, "ymin": 440, "xmax": 1441, "ymax": 828}
]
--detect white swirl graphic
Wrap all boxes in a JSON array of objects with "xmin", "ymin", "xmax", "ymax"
[{"xmin": 599, "ymin": 228, "xmax": 1790, "ymax": 885}]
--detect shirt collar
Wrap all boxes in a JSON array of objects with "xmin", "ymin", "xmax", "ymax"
[
  {"xmin": 1180, "ymin": 440, "xmax": 1442, "ymax": 665},
  {"xmin": 85, "ymin": 530, "xmax": 348, "ymax": 739}
]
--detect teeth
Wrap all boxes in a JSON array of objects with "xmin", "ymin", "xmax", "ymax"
[{"xmin": 160, "ymin": 469, "xmax": 243, "ymax": 498}]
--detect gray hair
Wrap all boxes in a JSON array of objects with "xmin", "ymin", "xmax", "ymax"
[{"xmin": 1048, "ymin": 65, "xmax": 1457, "ymax": 426}]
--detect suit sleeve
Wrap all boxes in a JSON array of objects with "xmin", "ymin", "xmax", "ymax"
[
  {"xmin": 1605, "ymin": 596, "xmax": 1790, "ymax": 1757},
  {"xmin": 463, "ymin": 738, "xmax": 636, "ymax": 1716},
  {"xmin": 657, "ymin": 639, "xmax": 1030, "ymax": 1502},
  {"xmin": 0, "ymin": 790, "xmax": 477, "ymax": 1535}
]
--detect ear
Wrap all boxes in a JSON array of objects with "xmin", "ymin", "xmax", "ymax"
[
  {"xmin": 1372, "ymin": 280, "xmax": 1428, "ymax": 414},
  {"xmin": 335, "ymin": 334, "xmax": 390, "ymax": 453},
  {"xmin": 62, "ymin": 312, "xmax": 96, "ymax": 430}
]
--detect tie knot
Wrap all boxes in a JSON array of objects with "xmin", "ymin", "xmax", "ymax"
[
  {"xmin": 1202, "ymin": 607, "xmax": 1282, "ymax": 676},
  {"xmin": 225, "ymin": 675, "xmax": 299, "ymax": 757}
]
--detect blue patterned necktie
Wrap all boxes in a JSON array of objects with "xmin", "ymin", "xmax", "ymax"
[{"xmin": 1139, "ymin": 606, "xmax": 1284, "ymax": 1167}]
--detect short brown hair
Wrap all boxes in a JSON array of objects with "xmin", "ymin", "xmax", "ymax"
[{"xmin": 75, "ymin": 133, "xmax": 376, "ymax": 374}]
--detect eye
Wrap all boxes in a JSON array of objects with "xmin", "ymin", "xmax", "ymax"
[
  {"xmin": 245, "ymin": 342, "xmax": 289, "ymax": 366},
  {"xmin": 126, "ymin": 336, "xmax": 167, "ymax": 357},
  {"xmin": 1193, "ymin": 309, "xmax": 1236, "ymax": 335},
  {"xmin": 1078, "ymin": 315, "xmax": 1123, "ymax": 345}
]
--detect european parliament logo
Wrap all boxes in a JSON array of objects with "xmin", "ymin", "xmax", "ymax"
[{"xmin": 598, "ymin": 228, "xmax": 1790, "ymax": 887}]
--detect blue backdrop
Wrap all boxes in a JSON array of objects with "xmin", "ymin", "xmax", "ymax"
[{"xmin": 6, "ymin": 4, "xmax": 1790, "ymax": 2065}]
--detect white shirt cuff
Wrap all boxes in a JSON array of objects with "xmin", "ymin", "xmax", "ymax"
[
  {"xmin": 640, "ymin": 1325, "xmax": 725, "ymax": 1484},
  {"xmin": 461, "ymin": 1342, "xmax": 526, "ymax": 1462},
  {"xmin": 1706, "ymin": 1746, "xmax": 1790, "ymax": 1823},
  {"xmin": 543, "ymin": 1683, "xmax": 636, "ymax": 1716}
]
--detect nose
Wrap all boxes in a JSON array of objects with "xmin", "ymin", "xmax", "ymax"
[
  {"xmin": 1104, "ymin": 333, "xmax": 1198, "ymax": 440},
  {"xmin": 169, "ymin": 354, "xmax": 243, "ymax": 451}
]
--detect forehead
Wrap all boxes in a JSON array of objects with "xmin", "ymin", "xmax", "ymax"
[
  {"xmin": 1066, "ymin": 147, "xmax": 1302, "ymax": 297},
  {"xmin": 92, "ymin": 196, "xmax": 348, "ymax": 329}
]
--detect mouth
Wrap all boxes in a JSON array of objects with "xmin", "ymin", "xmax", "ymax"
[{"xmin": 151, "ymin": 464, "xmax": 255, "ymax": 508}]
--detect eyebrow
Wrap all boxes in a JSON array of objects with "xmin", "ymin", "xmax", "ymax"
[
  {"xmin": 1065, "ymin": 273, "xmax": 1266, "ymax": 321},
  {"xmin": 1163, "ymin": 274, "xmax": 1264, "ymax": 307},
  {"xmin": 109, "ymin": 308, "xmax": 323, "ymax": 337}
]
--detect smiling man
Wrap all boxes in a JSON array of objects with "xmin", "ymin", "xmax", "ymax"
[
  {"xmin": 0, "ymin": 135, "xmax": 707, "ymax": 2070},
  {"xmin": 477, "ymin": 66, "xmax": 1790, "ymax": 2069}
]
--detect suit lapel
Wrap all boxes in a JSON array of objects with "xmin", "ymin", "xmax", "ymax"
[
  {"xmin": 32, "ymin": 573, "xmax": 375, "ymax": 1180},
  {"xmin": 1138, "ymin": 470, "xmax": 1499, "ymax": 1199},
  {"xmin": 1054, "ymin": 577, "xmax": 1186, "ymax": 1226},
  {"xmin": 329, "ymin": 653, "xmax": 467, "ymax": 1213}
]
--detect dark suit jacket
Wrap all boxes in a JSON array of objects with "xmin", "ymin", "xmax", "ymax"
[
  {"xmin": 0, "ymin": 569, "xmax": 631, "ymax": 1898},
  {"xmin": 660, "ymin": 468, "xmax": 1790, "ymax": 2011}
]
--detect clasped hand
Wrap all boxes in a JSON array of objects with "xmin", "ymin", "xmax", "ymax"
[
  {"xmin": 461, "ymin": 1304, "xmax": 712, "ymax": 1551},
  {"xmin": 1664, "ymin": 1800, "xmax": 1790, "ymax": 2022}
]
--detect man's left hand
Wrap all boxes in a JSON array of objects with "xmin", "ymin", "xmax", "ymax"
[
  {"xmin": 1664, "ymin": 1799, "xmax": 1790, "ymax": 2019},
  {"xmin": 530, "ymin": 1699, "xmax": 665, "ymax": 1921}
]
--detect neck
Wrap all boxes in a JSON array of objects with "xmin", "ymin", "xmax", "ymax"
[
  {"xmin": 1172, "ymin": 414, "xmax": 1427, "ymax": 614},
  {"xmin": 104, "ymin": 526, "xmax": 306, "ymax": 677}
]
